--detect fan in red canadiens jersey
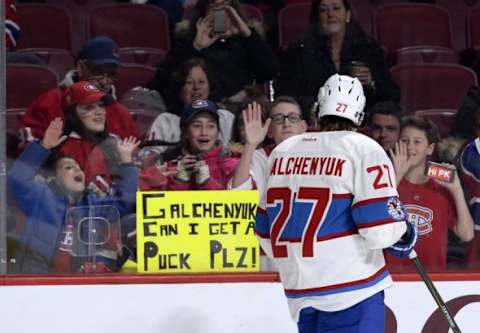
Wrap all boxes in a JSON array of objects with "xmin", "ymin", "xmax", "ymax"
[{"xmin": 255, "ymin": 74, "xmax": 418, "ymax": 333}]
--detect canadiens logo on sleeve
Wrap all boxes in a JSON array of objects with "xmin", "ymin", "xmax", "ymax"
[{"xmin": 387, "ymin": 197, "xmax": 406, "ymax": 220}]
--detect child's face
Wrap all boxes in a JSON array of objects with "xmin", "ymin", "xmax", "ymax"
[
  {"xmin": 55, "ymin": 157, "xmax": 85, "ymax": 194},
  {"xmin": 186, "ymin": 113, "xmax": 219, "ymax": 153},
  {"xmin": 75, "ymin": 102, "xmax": 106, "ymax": 133},
  {"xmin": 400, "ymin": 126, "xmax": 435, "ymax": 168}
]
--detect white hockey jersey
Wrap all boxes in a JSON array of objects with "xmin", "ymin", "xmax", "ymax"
[{"xmin": 255, "ymin": 131, "xmax": 407, "ymax": 321}]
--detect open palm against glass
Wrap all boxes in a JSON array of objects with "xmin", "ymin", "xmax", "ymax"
[
  {"xmin": 389, "ymin": 141, "xmax": 413, "ymax": 183},
  {"xmin": 243, "ymin": 102, "xmax": 270, "ymax": 148},
  {"xmin": 41, "ymin": 117, "xmax": 67, "ymax": 150}
]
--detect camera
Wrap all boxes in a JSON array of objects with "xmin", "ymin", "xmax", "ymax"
[
  {"xmin": 213, "ymin": 9, "xmax": 227, "ymax": 35},
  {"xmin": 425, "ymin": 161, "xmax": 455, "ymax": 183}
]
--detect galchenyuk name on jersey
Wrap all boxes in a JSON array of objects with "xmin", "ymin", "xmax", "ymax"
[{"xmin": 270, "ymin": 156, "xmax": 346, "ymax": 177}]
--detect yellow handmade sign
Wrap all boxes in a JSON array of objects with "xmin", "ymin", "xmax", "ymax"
[{"xmin": 136, "ymin": 190, "xmax": 260, "ymax": 273}]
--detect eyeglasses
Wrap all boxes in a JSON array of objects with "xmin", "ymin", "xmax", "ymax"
[{"xmin": 270, "ymin": 113, "xmax": 303, "ymax": 124}]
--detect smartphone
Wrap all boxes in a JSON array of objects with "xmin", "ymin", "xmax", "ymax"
[
  {"xmin": 425, "ymin": 161, "xmax": 455, "ymax": 182},
  {"xmin": 213, "ymin": 9, "xmax": 227, "ymax": 35}
]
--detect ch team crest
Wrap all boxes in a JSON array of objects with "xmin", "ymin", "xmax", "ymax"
[{"xmin": 387, "ymin": 197, "xmax": 406, "ymax": 220}]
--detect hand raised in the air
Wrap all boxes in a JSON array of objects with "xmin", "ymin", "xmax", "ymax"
[
  {"xmin": 223, "ymin": 5, "xmax": 251, "ymax": 38},
  {"xmin": 390, "ymin": 141, "xmax": 413, "ymax": 185},
  {"xmin": 243, "ymin": 102, "xmax": 271, "ymax": 149},
  {"xmin": 41, "ymin": 117, "xmax": 67, "ymax": 150},
  {"xmin": 116, "ymin": 136, "xmax": 141, "ymax": 164},
  {"xmin": 193, "ymin": 14, "xmax": 220, "ymax": 50}
]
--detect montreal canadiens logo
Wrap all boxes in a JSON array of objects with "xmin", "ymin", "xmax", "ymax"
[
  {"xmin": 83, "ymin": 82, "xmax": 100, "ymax": 92},
  {"xmin": 387, "ymin": 197, "xmax": 405, "ymax": 220},
  {"xmin": 404, "ymin": 205, "xmax": 433, "ymax": 235},
  {"xmin": 192, "ymin": 99, "xmax": 208, "ymax": 109}
]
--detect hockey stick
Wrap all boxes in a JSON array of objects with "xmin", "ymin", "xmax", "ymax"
[{"xmin": 409, "ymin": 250, "xmax": 462, "ymax": 333}]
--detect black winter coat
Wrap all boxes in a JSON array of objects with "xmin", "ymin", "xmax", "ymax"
[
  {"xmin": 276, "ymin": 21, "xmax": 400, "ymax": 119},
  {"xmin": 149, "ymin": 29, "xmax": 278, "ymax": 101}
]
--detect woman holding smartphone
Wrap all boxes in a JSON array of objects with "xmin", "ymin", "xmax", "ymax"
[{"xmin": 149, "ymin": 0, "xmax": 278, "ymax": 102}]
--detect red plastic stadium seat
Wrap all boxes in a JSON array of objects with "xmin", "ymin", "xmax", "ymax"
[
  {"xmin": 17, "ymin": 48, "xmax": 75, "ymax": 78},
  {"xmin": 88, "ymin": 4, "xmax": 170, "ymax": 52},
  {"xmin": 118, "ymin": 47, "xmax": 167, "ymax": 67},
  {"xmin": 397, "ymin": 46, "xmax": 458, "ymax": 65},
  {"xmin": 15, "ymin": 4, "xmax": 72, "ymax": 51},
  {"xmin": 44, "ymin": 0, "xmax": 117, "ymax": 53},
  {"xmin": 242, "ymin": 4, "xmax": 264, "ymax": 23},
  {"xmin": 348, "ymin": 0, "xmax": 407, "ymax": 35},
  {"xmin": 391, "ymin": 63, "xmax": 478, "ymax": 113},
  {"xmin": 373, "ymin": 4, "xmax": 453, "ymax": 63},
  {"xmin": 7, "ymin": 64, "xmax": 59, "ymax": 109},
  {"xmin": 115, "ymin": 64, "xmax": 156, "ymax": 100},
  {"xmin": 414, "ymin": 109, "xmax": 457, "ymax": 138},
  {"xmin": 436, "ymin": 0, "xmax": 475, "ymax": 52},
  {"xmin": 278, "ymin": 3, "xmax": 310, "ymax": 49},
  {"xmin": 467, "ymin": 5, "xmax": 480, "ymax": 49}
]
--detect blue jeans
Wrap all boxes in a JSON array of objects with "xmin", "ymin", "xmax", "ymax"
[{"xmin": 297, "ymin": 291, "xmax": 385, "ymax": 333}]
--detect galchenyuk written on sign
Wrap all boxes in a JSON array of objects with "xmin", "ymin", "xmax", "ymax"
[{"xmin": 137, "ymin": 191, "xmax": 260, "ymax": 273}]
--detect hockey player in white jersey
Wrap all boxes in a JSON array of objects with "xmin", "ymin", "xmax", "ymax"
[{"xmin": 255, "ymin": 74, "xmax": 418, "ymax": 333}]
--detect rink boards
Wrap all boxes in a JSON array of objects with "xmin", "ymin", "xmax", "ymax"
[{"xmin": 0, "ymin": 273, "xmax": 479, "ymax": 333}]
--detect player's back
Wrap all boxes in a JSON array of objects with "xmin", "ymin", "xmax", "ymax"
[
  {"xmin": 257, "ymin": 130, "xmax": 403, "ymax": 319},
  {"xmin": 268, "ymin": 131, "xmax": 380, "ymax": 193}
]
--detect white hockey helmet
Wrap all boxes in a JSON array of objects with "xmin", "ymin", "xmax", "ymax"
[{"xmin": 317, "ymin": 74, "xmax": 366, "ymax": 126}]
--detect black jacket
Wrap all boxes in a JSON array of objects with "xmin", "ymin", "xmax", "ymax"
[
  {"xmin": 149, "ymin": 29, "xmax": 278, "ymax": 101},
  {"xmin": 276, "ymin": 21, "xmax": 400, "ymax": 119}
]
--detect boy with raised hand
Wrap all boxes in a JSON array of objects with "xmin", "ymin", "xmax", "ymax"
[
  {"xmin": 8, "ymin": 117, "xmax": 140, "ymax": 274},
  {"xmin": 389, "ymin": 116, "xmax": 474, "ymax": 272}
]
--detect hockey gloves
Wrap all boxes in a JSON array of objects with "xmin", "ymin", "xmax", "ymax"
[{"xmin": 386, "ymin": 221, "xmax": 418, "ymax": 258}]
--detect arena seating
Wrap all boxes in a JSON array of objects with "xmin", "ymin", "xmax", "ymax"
[
  {"xmin": 277, "ymin": 2, "xmax": 310, "ymax": 49},
  {"xmin": 373, "ymin": 3, "xmax": 453, "ymax": 63},
  {"xmin": 116, "ymin": 64, "xmax": 156, "ymax": 100},
  {"xmin": 15, "ymin": 4, "xmax": 73, "ymax": 51},
  {"xmin": 391, "ymin": 63, "xmax": 478, "ymax": 112},
  {"xmin": 396, "ymin": 46, "xmax": 458, "ymax": 65},
  {"xmin": 6, "ymin": 64, "xmax": 59, "ymax": 109},
  {"xmin": 414, "ymin": 109, "xmax": 457, "ymax": 138}
]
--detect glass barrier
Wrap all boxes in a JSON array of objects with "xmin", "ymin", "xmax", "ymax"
[{"xmin": 3, "ymin": 0, "xmax": 480, "ymax": 277}]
